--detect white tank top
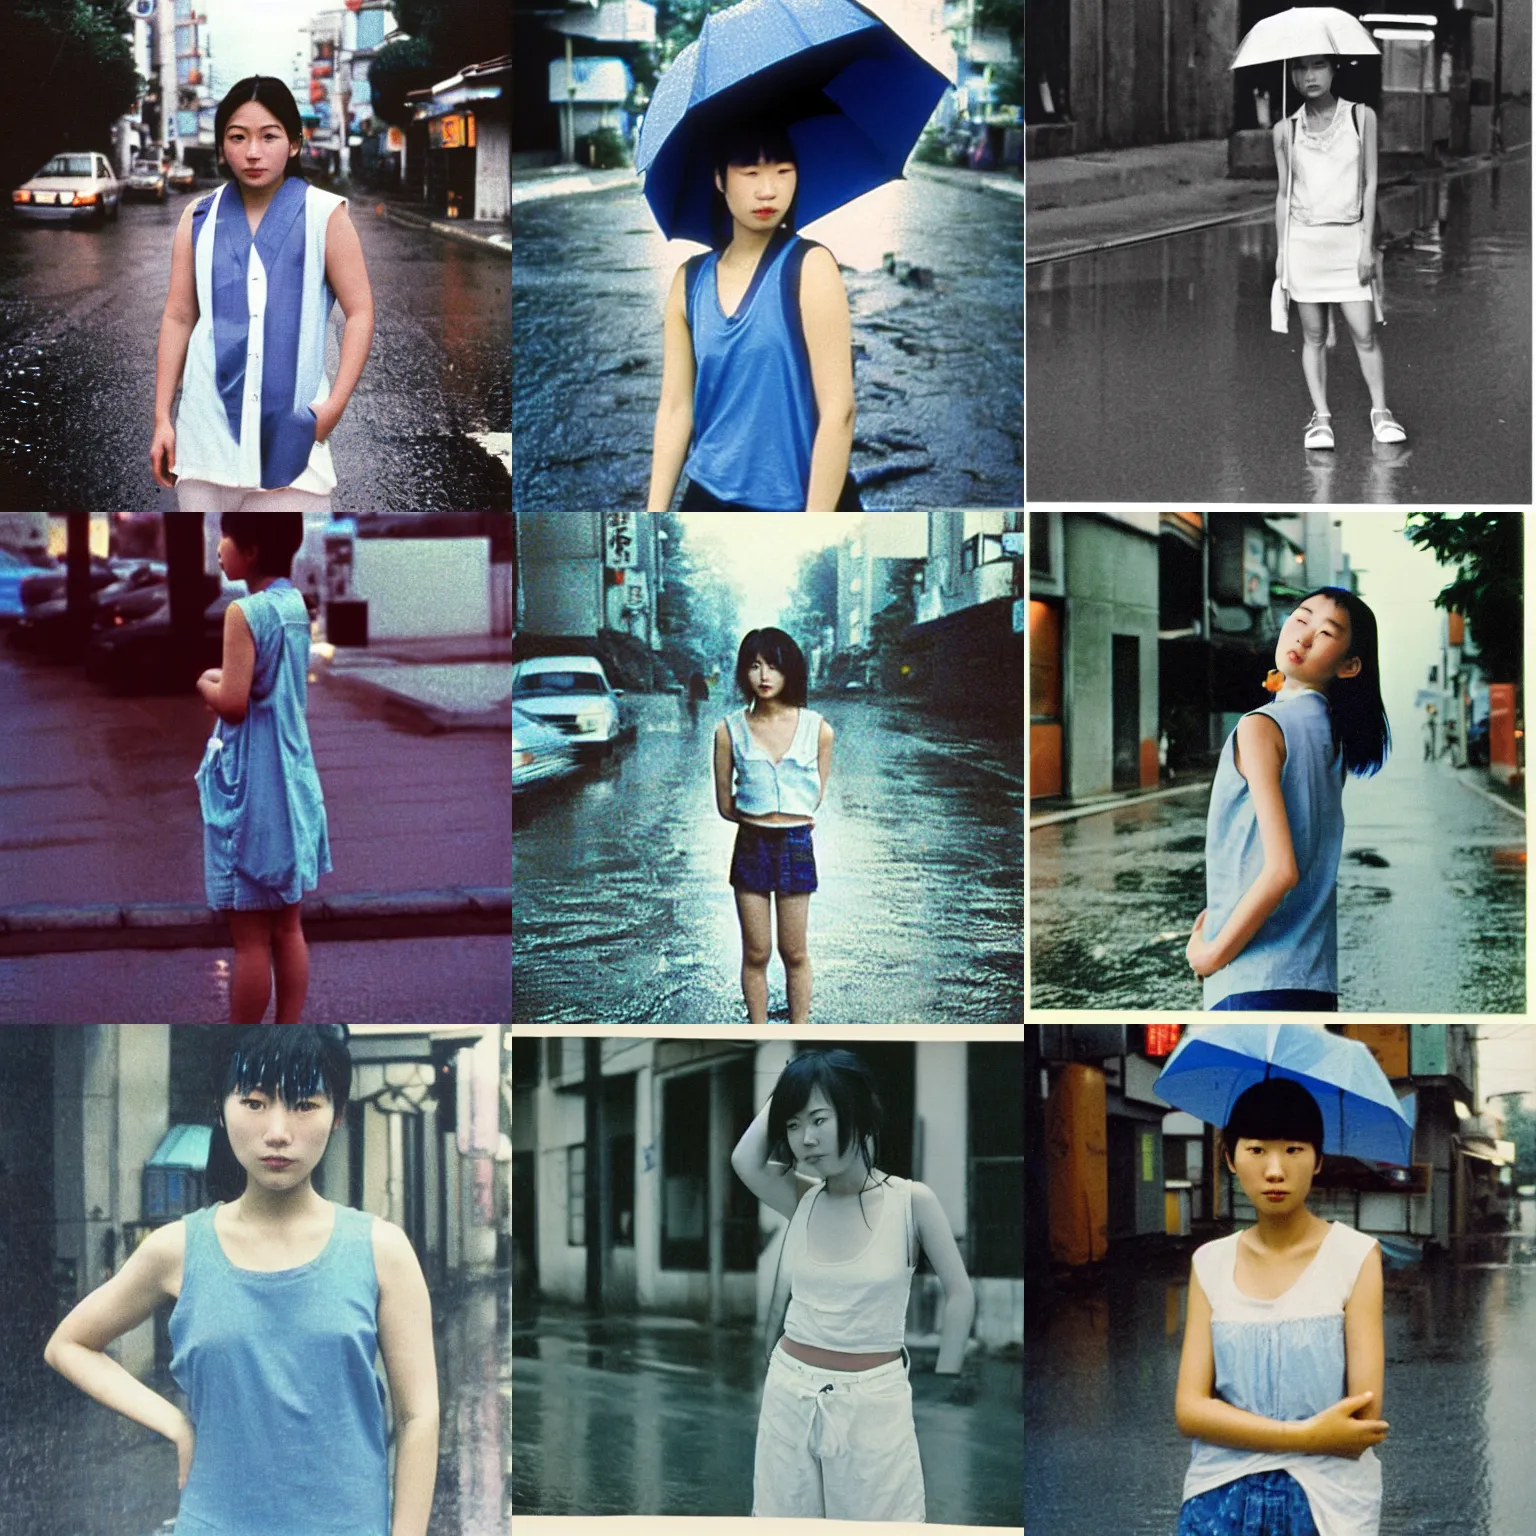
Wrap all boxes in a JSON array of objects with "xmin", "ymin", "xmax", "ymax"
[
  {"xmin": 1289, "ymin": 99, "xmax": 1363, "ymax": 227},
  {"xmin": 782, "ymin": 1174, "xmax": 916, "ymax": 1353}
]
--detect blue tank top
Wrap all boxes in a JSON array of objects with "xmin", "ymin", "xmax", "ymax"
[
  {"xmin": 168, "ymin": 1202, "xmax": 390, "ymax": 1536},
  {"xmin": 1203, "ymin": 690, "xmax": 1345, "ymax": 1006},
  {"xmin": 682, "ymin": 231, "xmax": 819, "ymax": 511}
]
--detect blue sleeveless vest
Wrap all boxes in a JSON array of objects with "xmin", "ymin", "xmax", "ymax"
[
  {"xmin": 682, "ymin": 231, "xmax": 820, "ymax": 511},
  {"xmin": 1203, "ymin": 690, "xmax": 1346, "ymax": 1006},
  {"xmin": 168, "ymin": 1202, "xmax": 390, "ymax": 1536}
]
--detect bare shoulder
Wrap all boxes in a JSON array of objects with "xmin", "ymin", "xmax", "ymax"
[
  {"xmin": 143, "ymin": 1216, "xmax": 188, "ymax": 1298},
  {"xmin": 800, "ymin": 244, "xmax": 845, "ymax": 298},
  {"xmin": 818, "ymin": 715, "xmax": 834, "ymax": 743},
  {"xmin": 371, "ymin": 1216, "xmax": 422, "ymax": 1285},
  {"xmin": 1236, "ymin": 711, "xmax": 1285, "ymax": 752}
]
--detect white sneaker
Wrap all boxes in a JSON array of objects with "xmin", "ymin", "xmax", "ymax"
[{"xmin": 1304, "ymin": 412, "xmax": 1334, "ymax": 450}]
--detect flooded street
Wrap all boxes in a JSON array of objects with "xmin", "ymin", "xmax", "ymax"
[
  {"xmin": 1030, "ymin": 752, "xmax": 1526, "ymax": 1013},
  {"xmin": 1026, "ymin": 157, "xmax": 1531, "ymax": 504},
  {"xmin": 1026, "ymin": 1203, "xmax": 1536, "ymax": 1536},
  {"xmin": 512, "ymin": 174, "xmax": 1023, "ymax": 510},
  {"xmin": 513, "ymin": 695, "xmax": 1023, "ymax": 1024}
]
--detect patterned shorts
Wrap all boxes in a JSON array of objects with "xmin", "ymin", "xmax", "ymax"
[
  {"xmin": 729, "ymin": 822, "xmax": 817, "ymax": 896},
  {"xmin": 1177, "ymin": 1470, "xmax": 1320, "ymax": 1536}
]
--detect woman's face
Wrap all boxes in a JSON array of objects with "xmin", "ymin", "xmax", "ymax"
[
  {"xmin": 1292, "ymin": 56, "xmax": 1336, "ymax": 99},
  {"xmin": 217, "ymin": 534, "xmax": 260, "ymax": 583},
  {"xmin": 1227, "ymin": 1136, "xmax": 1320, "ymax": 1213},
  {"xmin": 716, "ymin": 155, "xmax": 797, "ymax": 235},
  {"xmin": 1276, "ymin": 596, "xmax": 1361, "ymax": 688},
  {"xmin": 223, "ymin": 100, "xmax": 299, "ymax": 186},
  {"xmin": 748, "ymin": 654, "xmax": 785, "ymax": 702},
  {"xmin": 784, "ymin": 1088, "xmax": 856, "ymax": 1177},
  {"xmin": 223, "ymin": 1084, "xmax": 339, "ymax": 1187}
]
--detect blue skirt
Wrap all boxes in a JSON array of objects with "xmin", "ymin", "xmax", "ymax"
[
  {"xmin": 729, "ymin": 822, "xmax": 817, "ymax": 896},
  {"xmin": 1177, "ymin": 1471, "xmax": 1320, "ymax": 1536}
]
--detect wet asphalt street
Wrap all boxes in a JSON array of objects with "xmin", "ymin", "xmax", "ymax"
[
  {"xmin": 513, "ymin": 694, "xmax": 1024, "ymax": 1025},
  {"xmin": 1026, "ymin": 1204, "xmax": 1536, "ymax": 1536},
  {"xmin": 0, "ymin": 1276, "xmax": 509, "ymax": 1536},
  {"xmin": 1029, "ymin": 751, "xmax": 1526, "ymax": 1013},
  {"xmin": 1026, "ymin": 156, "xmax": 1531, "ymax": 503},
  {"xmin": 0, "ymin": 190, "xmax": 510, "ymax": 512},
  {"xmin": 512, "ymin": 172, "xmax": 1024, "ymax": 510},
  {"xmin": 513, "ymin": 1303, "xmax": 1023, "ymax": 1523}
]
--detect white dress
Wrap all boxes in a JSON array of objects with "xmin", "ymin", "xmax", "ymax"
[{"xmin": 1283, "ymin": 99, "xmax": 1371, "ymax": 304}]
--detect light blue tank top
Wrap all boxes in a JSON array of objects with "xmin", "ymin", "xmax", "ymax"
[
  {"xmin": 727, "ymin": 706, "xmax": 823, "ymax": 818},
  {"xmin": 1203, "ymin": 691, "xmax": 1345, "ymax": 1006},
  {"xmin": 682, "ymin": 232, "xmax": 818, "ymax": 511},
  {"xmin": 168, "ymin": 1201, "xmax": 390, "ymax": 1536}
]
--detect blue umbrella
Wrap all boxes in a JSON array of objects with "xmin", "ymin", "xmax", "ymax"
[
  {"xmin": 635, "ymin": 0, "xmax": 953, "ymax": 244},
  {"xmin": 1153, "ymin": 1024, "xmax": 1417, "ymax": 1167}
]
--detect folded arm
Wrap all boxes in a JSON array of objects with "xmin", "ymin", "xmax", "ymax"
[{"xmin": 196, "ymin": 604, "xmax": 256, "ymax": 724}]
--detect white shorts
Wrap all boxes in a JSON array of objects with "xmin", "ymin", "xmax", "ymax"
[
  {"xmin": 175, "ymin": 479, "xmax": 333, "ymax": 512},
  {"xmin": 752, "ymin": 1345, "xmax": 926, "ymax": 1522}
]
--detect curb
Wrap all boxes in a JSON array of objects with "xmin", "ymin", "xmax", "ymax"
[
  {"xmin": 322, "ymin": 668, "xmax": 512, "ymax": 731},
  {"xmin": 381, "ymin": 202, "xmax": 510, "ymax": 256},
  {"xmin": 906, "ymin": 161, "xmax": 1025, "ymax": 203},
  {"xmin": 0, "ymin": 888, "xmax": 512, "ymax": 958}
]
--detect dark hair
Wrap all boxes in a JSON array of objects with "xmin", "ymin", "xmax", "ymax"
[
  {"xmin": 215, "ymin": 76, "xmax": 306, "ymax": 180},
  {"xmin": 710, "ymin": 119, "xmax": 798, "ymax": 249},
  {"xmin": 1221, "ymin": 1076, "xmax": 1325, "ymax": 1170},
  {"xmin": 221, "ymin": 513, "xmax": 306, "ymax": 578},
  {"xmin": 1295, "ymin": 586, "xmax": 1390, "ymax": 776},
  {"xmin": 220, "ymin": 1024, "xmax": 353, "ymax": 1122},
  {"xmin": 735, "ymin": 627, "xmax": 808, "ymax": 707},
  {"xmin": 766, "ymin": 1049, "xmax": 887, "ymax": 1217}
]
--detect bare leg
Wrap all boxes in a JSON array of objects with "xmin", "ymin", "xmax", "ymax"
[
  {"xmin": 735, "ymin": 890, "xmax": 773, "ymax": 1025},
  {"xmin": 775, "ymin": 894, "xmax": 813, "ymax": 1026},
  {"xmin": 1296, "ymin": 302, "xmax": 1329, "ymax": 415},
  {"xmin": 271, "ymin": 902, "xmax": 310, "ymax": 1023},
  {"xmin": 227, "ymin": 911, "xmax": 273, "ymax": 1024},
  {"xmin": 1338, "ymin": 298, "xmax": 1387, "ymax": 410}
]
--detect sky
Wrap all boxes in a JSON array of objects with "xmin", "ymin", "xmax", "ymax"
[
  {"xmin": 202, "ymin": 0, "xmax": 324, "ymax": 94},
  {"xmin": 1476, "ymin": 1022, "xmax": 1536, "ymax": 1112}
]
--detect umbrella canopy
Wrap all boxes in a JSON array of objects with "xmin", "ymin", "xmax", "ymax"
[
  {"xmin": 1153, "ymin": 1024, "xmax": 1417, "ymax": 1167},
  {"xmin": 1230, "ymin": 7, "xmax": 1381, "ymax": 70},
  {"xmin": 635, "ymin": 0, "xmax": 953, "ymax": 244}
]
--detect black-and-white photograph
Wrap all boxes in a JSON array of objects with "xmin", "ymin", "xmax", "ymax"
[
  {"xmin": 510, "ymin": 1032, "xmax": 1023, "ymax": 1525},
  {"xmin": 1026, "ymin": 2, "xmax": 1531, "ymax": 504}
]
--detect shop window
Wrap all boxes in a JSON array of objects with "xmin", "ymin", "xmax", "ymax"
[{"xmin": 566, "ymin": 1144, "xmax": 585, "ymax": 1248}]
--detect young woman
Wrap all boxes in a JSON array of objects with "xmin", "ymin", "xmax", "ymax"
[
  {"xmin": 44, "ymin": 1025, "xmax": 440, "ymax": 1536},
  {"xmin": 731, "ymin": 1049, "xmax": 975, "ymax": 1521},
  {"xmin": 197, "ymin": 513, "xmax": 331, "ymax": 1024},
  {"xmin": 1274, "ymin": 56, "xmax": 1406, "ymax": 450},
  {"xmin": 1175, "ymin": 1076, "xmax": 1387, "ymax": 1536},
  {"xmin": 647, "ymin": 121, "xmax": 861, "ymax": 512},
  {"xmin": 152, "ymin": 76, "xmax": 375, "ymax": 511},
  {"xmin": 1187, "ymin": 587, "xmax": 1389, "ymax": 1011},
  {"xmin": 714, "ymin": 628, "xmax": 833, "ymax": 1025}
]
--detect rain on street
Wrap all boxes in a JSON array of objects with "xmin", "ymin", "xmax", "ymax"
[
  {"xmin": 1026, "ymin": 157, "xmax": 1531, "ymax": 504},
  {"xmin": 1029, "ymin": 748, "xmax": 1526, "ymax": 1014},
  {"xmin": 512, "ymin": 173, "xmax": 1024, "ymax": 511},
  {"xmin": 513, "ymin": 694, "xmax": 1024, "ymax": 1025},
  {"xmin": 0, "ymin": 195, "xmax": 510, "ymax": 512},
  {"xmin": 1026, "ymin": 1202, "xmax": 1536, "ymax": 1536}
]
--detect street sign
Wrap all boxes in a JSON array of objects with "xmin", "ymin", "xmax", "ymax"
[{"xmin": 604, "ymin": 511, "xmax": 636, "ymax": 570}]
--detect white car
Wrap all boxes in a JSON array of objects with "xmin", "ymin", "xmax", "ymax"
[
  {"xmin": 511, "ymin": 655, "xmax": 630, "ymax": 759},
  {"xmin": 12, "ymin": 151, "xmax": 121, "ymax": 224}
]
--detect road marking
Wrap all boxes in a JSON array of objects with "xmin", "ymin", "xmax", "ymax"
[
  {"xmin": 469, "ymin": 431, "xmax": 510, "ymax": 476},
  {"xmin": 1031, "ymin": 780, "xmax": 1209, "ymax": 828},
  {"xmin": 1456, "ymin": 774, "xmax": 1526, "ymax": 822}
]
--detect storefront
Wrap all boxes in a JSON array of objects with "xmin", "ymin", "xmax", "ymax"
[{"xmin": 409, "ymin": 56, "xmax": 510, "ymax": 222}]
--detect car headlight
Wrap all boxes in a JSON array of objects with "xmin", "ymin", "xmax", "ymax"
[{"xmin": 576, "ymin": 707, "xmax": 606, "ymax": 733}]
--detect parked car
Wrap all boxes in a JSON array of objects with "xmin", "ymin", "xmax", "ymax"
[
  {"xmin": 125, "ymin": 155, "xmax": 168, "ymax": 202},
  {"xmin": 83, "ymin": 577, "xmax": 246, "ymax": 690},
  {"xmin": 167, "ymin": 161, "xmax": 197, "ymax": 193},
  {"xmin": 17, "ymin": 555, "xmax": 132, "ymax": 611},
  {"xmin": 9, "ymin": 565, "xmax": 169, "ymax": 653},
  {"xmin": 513, "ymin": 706, "xmax": 579, "ymax": 791},
  {"xmin": 11, "ymin": 151, "xmax": 121, "ymax": 224},
  {"xmin": 0, "ymin": 548, "xmax": 58, "ymax": 622},
  {"xmin": 510, "ymin": 655, "xmax": 631, "ymax": 759}
]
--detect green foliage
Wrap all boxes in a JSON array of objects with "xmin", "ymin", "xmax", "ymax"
[
  {"xmin": 1404, "ymin": 513, "xmax": 1524, "ymax": 686},
  {"xmin": 781, "ymin": 547, "xmax": 838, "ymax": 659},
  {"xmin": 5, "ymin": 0, "xmax": 138, "ymax": 189},
  {"xmin": 1500, "ymin": 1095, "xmax": 1536, "ymax": 1182},
  {"xmin": 368, "ymin": 36, "xmax": 439, "ymax": 130},
  {"xmin": 391, "ymin": 0, "xmax": 510, "ymax": 69},
  {"xmin": 867, "ymin": 559, "xmax": 924, "ymax": 691},
  {"xmin": 653, "ymin": 513, "xmax": 742, "ymax": 682},
  {"xmin": 577, "ymin": 127, "xmax": 630, "ymax": 170}
]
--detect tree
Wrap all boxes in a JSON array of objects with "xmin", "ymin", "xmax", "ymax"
[
  {"xmin": 866, "ymin": 559, "xmax": 924, "ymax": 692},
  {"xmin": 368, "ymin": 36, "xmax": 438, "ymax": 130},
  {"xmin": 781, "ymin": 547, "xmax": 838, "ymax": 672},
  {"xmin": 654, "ymin": 513, "xmax": 742, "ymax": 685},
  {"xmin": 6, "ymin": 0, "xmax": 139, "ymax": 190},
  {"xmin": 371, "ymin": 0, "xmax": 512, "ymax": 127},
  {"xmin": 1404, "ymin": 513, "xmax": 1523, "ymax": 685}
]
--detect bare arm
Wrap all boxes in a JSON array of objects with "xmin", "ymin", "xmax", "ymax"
[
  {"xmin": 730, "ymin": 1096, "xmax": 818, "ymax": 1222},
  {"xmin": 1272, "ymin": 123, "xmax": 1289, "ymax": 279},
  {"xmin": 196, "ymin": 604, "xmax": 256, "ymax": 724},
  {"xmin": 152, "ymin": 201, "xmax": 200, "ymax": 486},
  {"xmin": 713, "ymin": 721, "xmax": 739, "ymax": 822},
  {"xmin": 317, "ymin": 204, "xmax": 375, "ymax": 442},
  {"xmin": 1344, "ymin": 1242, "xmax": 1385, "ymax": 1420},
  {"xmin": 1358, "ymin": 106, "xmax": 1378, "ymax": 275},
  {"xmin": 815, "ymin": 716, "xmax": 834, "ymax": 809},
  {"xmin": 647, "ymin": 264, "xmax": 695, "ymax": 512},
  {"xmin": 374, "ymin": 1220, "xmax": 440, "ymax": 1536},
  {"xmin": 911, "ymin": 1182, "xmax": 974, "ymax": 1374},
  {"xmin": 799, "ymin": 247, "xmax": 855, "ymax": 511}
]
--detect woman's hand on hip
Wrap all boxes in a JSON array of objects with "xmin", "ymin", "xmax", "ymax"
[
  {"xmin": 1356, "ymin": 251, "xmax": 1376, "ymax": 286},
  {"xmin": 171, "ymin": 1412, "xmax": 196, "ymax": 1489},
  {"xmin": 150, "ymin": 421, "xmax": 177, "ymax": 488},
  {"xmin": 312, "ymin": 397, "xmax": 343, "ymax": 444},
  {"xmin": 1185, "ymin": 910, "xmax": 1221, "ymax": 978}
]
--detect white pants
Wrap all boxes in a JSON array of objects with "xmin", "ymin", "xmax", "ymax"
[
  {"xmin": 175, "ymin": 479, "xmax": 332, "ymax": 512},
  {"xmin": 752, "ymin": 1346, "xmax": 926, "ymax": 1521}
]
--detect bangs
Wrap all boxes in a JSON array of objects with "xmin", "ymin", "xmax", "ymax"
[
  {"xmin": 722, "ymin": 124, "xmax": 797, "ymax": 169},
  {"xmin": 222, "ymin": 1025, "xmax": 349, "ymax": 1109},
  {"xmin": 1222, "ymin": 1077, "xmax": 1324, "ymax": 1152}
]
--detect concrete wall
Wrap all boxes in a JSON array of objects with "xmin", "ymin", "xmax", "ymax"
[
  {"xmin": 518, "ymin": 511, "xmax": 602, "ymax": 638},
  {"xmin": 475, "ymin": 113, "xmax": 510, "ymax": 221},
  {"xmin": 353, "ymin": 537, "xmax": 491, "ymax": 639},
  {"xmin": 1063, "ymin": 515, "xmax": 1161, "ymax": 800}
]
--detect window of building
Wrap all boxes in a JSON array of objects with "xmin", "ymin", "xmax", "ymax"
[
  {"xmin": 611, "ymin": 1132, "xmax": 635, "ymax": 1246},
  {"xmin": 659, "ymin": 1061, "xmax": 756, "ymax": 1271},
  {"xmin": 962, "ymin": 532, "xmax": 1005, "ymax": 573},
  {"xmin": 566, "ymin": 1144, "xmax": 585, "ymax": 1247}
]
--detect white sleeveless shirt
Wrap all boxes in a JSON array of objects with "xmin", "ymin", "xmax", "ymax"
[
  {"xmin": 782, "ymin": 1174, "xmax": 916, "ymax": 1354},
  {"xmin": 1183, "ymin": 1220, "xmax": 1382, "ymax": 1536},
  {"xmin": 1289, "ymin": 99, "xmax": 1364, "ymax": 227}
]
